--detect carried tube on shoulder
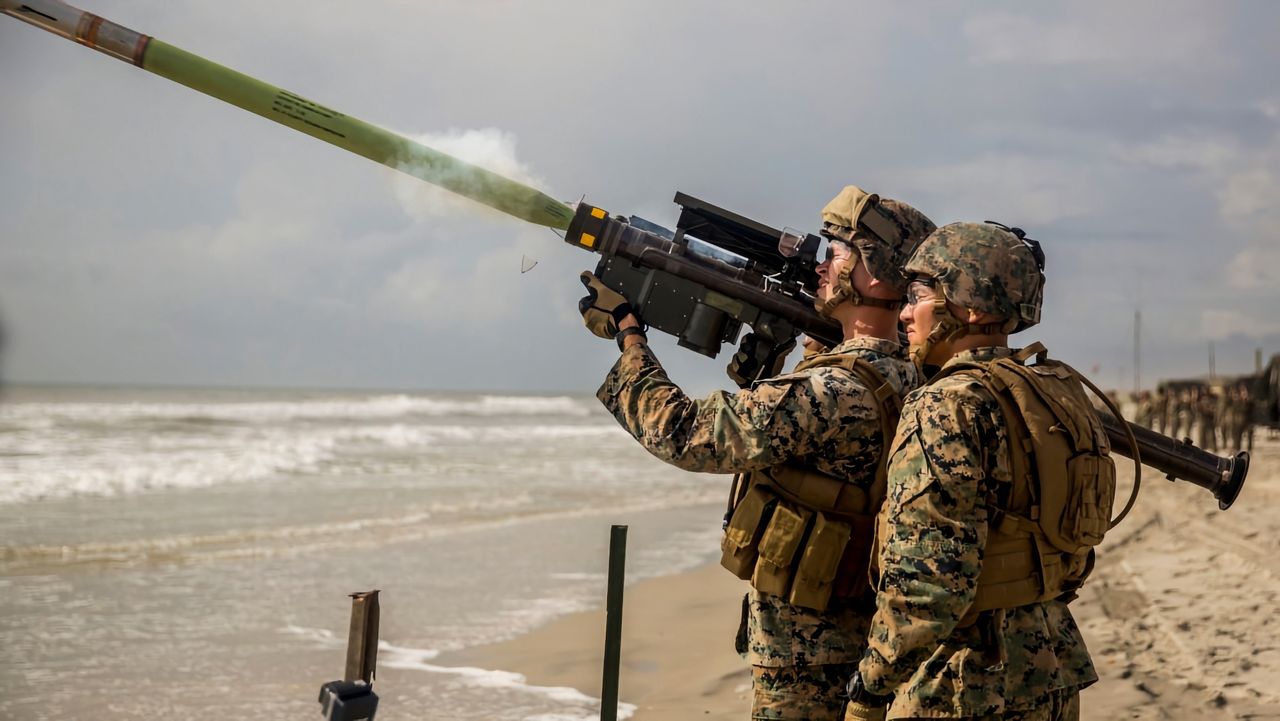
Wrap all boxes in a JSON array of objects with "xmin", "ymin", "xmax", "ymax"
[{"xmin": 1098, "ymin": 413, "xmax": 1247, "ymax": 510}]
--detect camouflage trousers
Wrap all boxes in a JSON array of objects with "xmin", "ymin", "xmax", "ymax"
[
  {"xmin": 751, "ymin": 663, "xmax": 856, "ymax": 720},
  {"xmin": 916, "ymin": 688, "xmax": 1079, "ymax": 721}
]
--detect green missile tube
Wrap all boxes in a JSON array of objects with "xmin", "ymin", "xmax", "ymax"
[{"xmin": 1, "ymin": 0, "xmax": 574, "ymax": 230}]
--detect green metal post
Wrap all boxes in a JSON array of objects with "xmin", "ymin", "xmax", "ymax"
[
  {"xmin": 344, "ymin": 590, "xmax": 381, "ymax": 685},
  {"xmin": 601, "ymin": 524, "xmax": 627, "ymax": 721}
]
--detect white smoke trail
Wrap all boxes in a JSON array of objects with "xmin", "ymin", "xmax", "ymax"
[{"xmin": 389, "ymin": 127, "xmax": 549, "ymax": 221}]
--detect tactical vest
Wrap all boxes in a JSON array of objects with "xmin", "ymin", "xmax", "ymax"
[
  {"xmin": 919, "ymin": 343, "xmax": 1117, "ymax": 624},
  {"xmin": 720, "ymin": 352, "xmax": 903, "ymax": 612}
]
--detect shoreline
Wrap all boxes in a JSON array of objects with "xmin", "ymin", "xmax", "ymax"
[{"xmin": 439, "ymin": 561, "xmax": 751, "ymax": 720}]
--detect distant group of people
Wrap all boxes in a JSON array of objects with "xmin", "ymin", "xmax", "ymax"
[{"xmin": 1131, "ymin": 385, "xmax": 1256, "ymax": 452}]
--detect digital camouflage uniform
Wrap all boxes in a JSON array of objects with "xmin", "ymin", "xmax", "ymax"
[
  {"xmin": 1225, "ymin": 387, "xmax": 1253, "ymax": 451},
  {"xmin": 1196, "ymin": 392, "xmax": 1218, "ymax": 451},
  {"xmin": 599, "ymin": 337, "xmax": 919, "ymax": 720},
  {"xmin": 857, "ymin": 348, "xmax": 1098, "ymax": 718},
  {"xmin": 1171, "ymin": 392, "xmax": 1194, "ymax": 440},
  {"xmin": 1133, "ymin": 393, "xmax": 1154, "ymax": 429}
]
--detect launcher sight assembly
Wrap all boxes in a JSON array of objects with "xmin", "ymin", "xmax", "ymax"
[{"xmin": 567, "ymin": 194, "xmax": 839, "ymax": 357}]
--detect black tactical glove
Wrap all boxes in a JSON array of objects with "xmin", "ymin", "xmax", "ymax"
[
  {"xmin": 578, "ymin": 271, "xmax": 635, "ymax": 340},
  {"xmin": 843, "ymin": 672, "xmax": 890, "ymax": 721},
  {"xmin": 726, "ymin": 332, "xmax": 797, "ymax": 388}
]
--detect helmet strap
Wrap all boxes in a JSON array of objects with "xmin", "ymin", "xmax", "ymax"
[
  {"xmin": 817, "ymin": 255, "xmax": 902, "ymax": 318},
  {"xmin": 909, "ymin": 295, "xmax": 968, "ymax": 372},
  {"xmin": 966, "ymin": 319, "xmax": 1017, "ymax": 335},
  {"xmin": 910, "ymin": 294, "xmax": 1019, "ymax": 372}
]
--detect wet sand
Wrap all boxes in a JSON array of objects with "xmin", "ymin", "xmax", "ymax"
[{"xmin": 446, "ymin": 436, "xmax": 1280, "ymax": 720}]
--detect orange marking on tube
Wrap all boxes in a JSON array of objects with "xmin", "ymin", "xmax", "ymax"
[
  {"xmin": 82, "ymin": 15, "xmax": 104, "ymax": 49},
  {"xmin": 73, "ymin": 13, "xmax": 93, "ymax": 47},
  {"xmin": 133, "ymin": 34, "xmax": 151, "ymax": 66}
]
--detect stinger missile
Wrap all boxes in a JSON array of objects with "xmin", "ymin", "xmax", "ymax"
[{"xmin": 1, "ymin": 0, "xmax": 575, "ymax": 230}]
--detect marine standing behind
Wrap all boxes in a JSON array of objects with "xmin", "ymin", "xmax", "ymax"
[
  {"xmin": 1153, "ymin": 388, "xmax": 1169, "ymax": 434},
  {"xmin": 1196, "ymin": 389, "xmax": 1218, "ymax": 452},
  {"xmin": 1172, "ymin": 389, "xmax": 1194, "ymax": 440},
  {"xmin": 1134, "ymin": 391, "xmax": 1154, "ymax": 429},
  {"xmin": 847, "ymin": 223, "xmax": 1111, "ymax": 720},
  {"xmin": 579, "ymin": 186, "xmax": 934, "ymax": 720}
]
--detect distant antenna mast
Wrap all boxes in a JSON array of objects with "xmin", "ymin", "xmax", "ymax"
[
  {"xmin": 1209, "ymin": 341, "xmax": 1216, "ymax": 381},
  {"xmin": 1133, "ymin": 309, "xmax": 1141, "ymax": 392},
  {"xmin": 1132, "ymin": 274, "xmax": 1143, "ymax": 393}
]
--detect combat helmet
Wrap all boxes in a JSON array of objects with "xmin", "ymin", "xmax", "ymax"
[
  {"xmin": 817, "ymin": 186, "xmax": 936, "ymax": 316},
  {"xmin": 903, "ymin": 221, "xmax": 1045, "ymax": 367}
]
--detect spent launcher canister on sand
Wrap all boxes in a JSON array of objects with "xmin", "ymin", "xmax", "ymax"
[{"xmin": 4, "ymin": 0, "xmax": 1248, "ymax": 524}]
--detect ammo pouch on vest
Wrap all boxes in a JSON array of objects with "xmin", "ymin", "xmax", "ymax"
[
  {"xmin": 720, "ymin": 467, "xmax": 874, "ymax": 611},
  {"xmin": 721, "ymin": 471, "xmax": 870, "ymax": 612},
  {"xmin": 719, "ymin": 352, "xmax": 902, "ymax": 612},
  {"xmin": 941, "ymin": 343, "xmax": 1117, "ymax": 624}
]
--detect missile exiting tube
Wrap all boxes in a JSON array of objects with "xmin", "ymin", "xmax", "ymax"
[{"xmin": 1, "ymin": 0, "xmax": 575, "ymax": 230}]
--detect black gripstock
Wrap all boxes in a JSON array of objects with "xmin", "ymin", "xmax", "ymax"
[
  {"xmin": 565, "ymin": 194, "xmax": 841, "ymax": 356},
  {"xmin": 1099, "ymin": 413, "xmax": 1248, "ymax": 510}
]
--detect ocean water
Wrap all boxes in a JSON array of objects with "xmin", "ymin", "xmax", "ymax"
[{"xmin": 0, "ymin": 385, "xmax": 729, "ymax": 720}]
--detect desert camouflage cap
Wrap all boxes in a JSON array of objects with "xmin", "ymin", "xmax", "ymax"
[
  {"xmin": 906, "ymin": 222, "xmax": 1045, "ymax": 332},
  {"xmin": 821, "ymin": 186, "xmax": 936, "ymax": 294}
]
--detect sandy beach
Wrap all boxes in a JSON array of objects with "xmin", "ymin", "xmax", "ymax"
[{"xmin": 447, "ymin": 436, "xmax": 1280, "ymax": 720}]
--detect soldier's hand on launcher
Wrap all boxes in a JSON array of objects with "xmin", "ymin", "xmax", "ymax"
[
  {"xmin": 726, "ymin": 332, "xmax": 797, "ymax": 388},
  {"xmin": 578, "ymin": 272, "xmax": 635, "ymax": 339}
]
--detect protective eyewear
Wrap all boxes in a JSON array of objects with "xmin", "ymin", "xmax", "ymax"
[{"xmin": 905, "ymin": 278, "xmax": 937, "ymax": 307}]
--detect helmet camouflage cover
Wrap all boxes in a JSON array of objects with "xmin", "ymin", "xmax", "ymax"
[
  {"xmin": 821, "ymin": 186, "xmax": 936, "ymax": 295},
  {"xmin": 905, "ymin": 222, "xmax": 1045, "ymax": 332}
]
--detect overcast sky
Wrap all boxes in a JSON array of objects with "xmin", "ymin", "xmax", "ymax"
[{"xmin": 2, "ymin": 1, "xmax": 1277, "ymax": 395}]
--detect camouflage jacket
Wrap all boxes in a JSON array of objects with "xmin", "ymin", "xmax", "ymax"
[
  {"xmin": 599, "ymin": 336, "xmax": 919, "ymax": 666},
  {"xmin": 859, "ymin": 347, "xmax": 1097, "ymax": 717}
]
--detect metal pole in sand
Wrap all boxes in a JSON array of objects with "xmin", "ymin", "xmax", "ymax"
[
  {"xmin": 318, "ymin": 590, "xmax": 381, "ymax": 719},
  {"xmin": 345, "ymin": 590, "xmax": 381, "ymax": 685},
  {"xmin": 601, "ymin": 525, "xmax": 627, "ymax": 721},
  {"xmin": 1, "ymin": 0, "xmax": 574, "ymax": 230}
]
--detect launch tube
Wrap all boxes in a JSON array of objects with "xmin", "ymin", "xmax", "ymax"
[
  {"xmin": 1099, "ymin": 413, "xmax": 1247, "ymax": 510},
  {"xmin": 1, "ymin": 0, "xmax": 574, "ymax": 230}
]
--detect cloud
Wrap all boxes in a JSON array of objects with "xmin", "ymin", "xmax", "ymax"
[
  {"xmin": 1200, "ymin": 309, "xmax": 1280, "ymax": 341},
  {"xmin": 962, "ymin": 4, "xmax": 1224, "ymax": 73},
  {"xmin": 882, "ymin": 153, "xmax": 1107, "ymax": 226},
  {"xmin": 1115, "ymin": 133, "xmax": 1239, "ymax": 174},
  {"xmin": 370, "ymin": 244, "xmax": 531, "ymax": 328},
  {"xmin": 1223, "ymin": 238, "xmax": 1280, "ymax": 291},
  {"xmin": 1114, "ymin": 126, "xmax": 1280, "ymax": 299},
  {"xmin": 1219, "ymin": 167, "xmax": 1280, "ymax": 218}
]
